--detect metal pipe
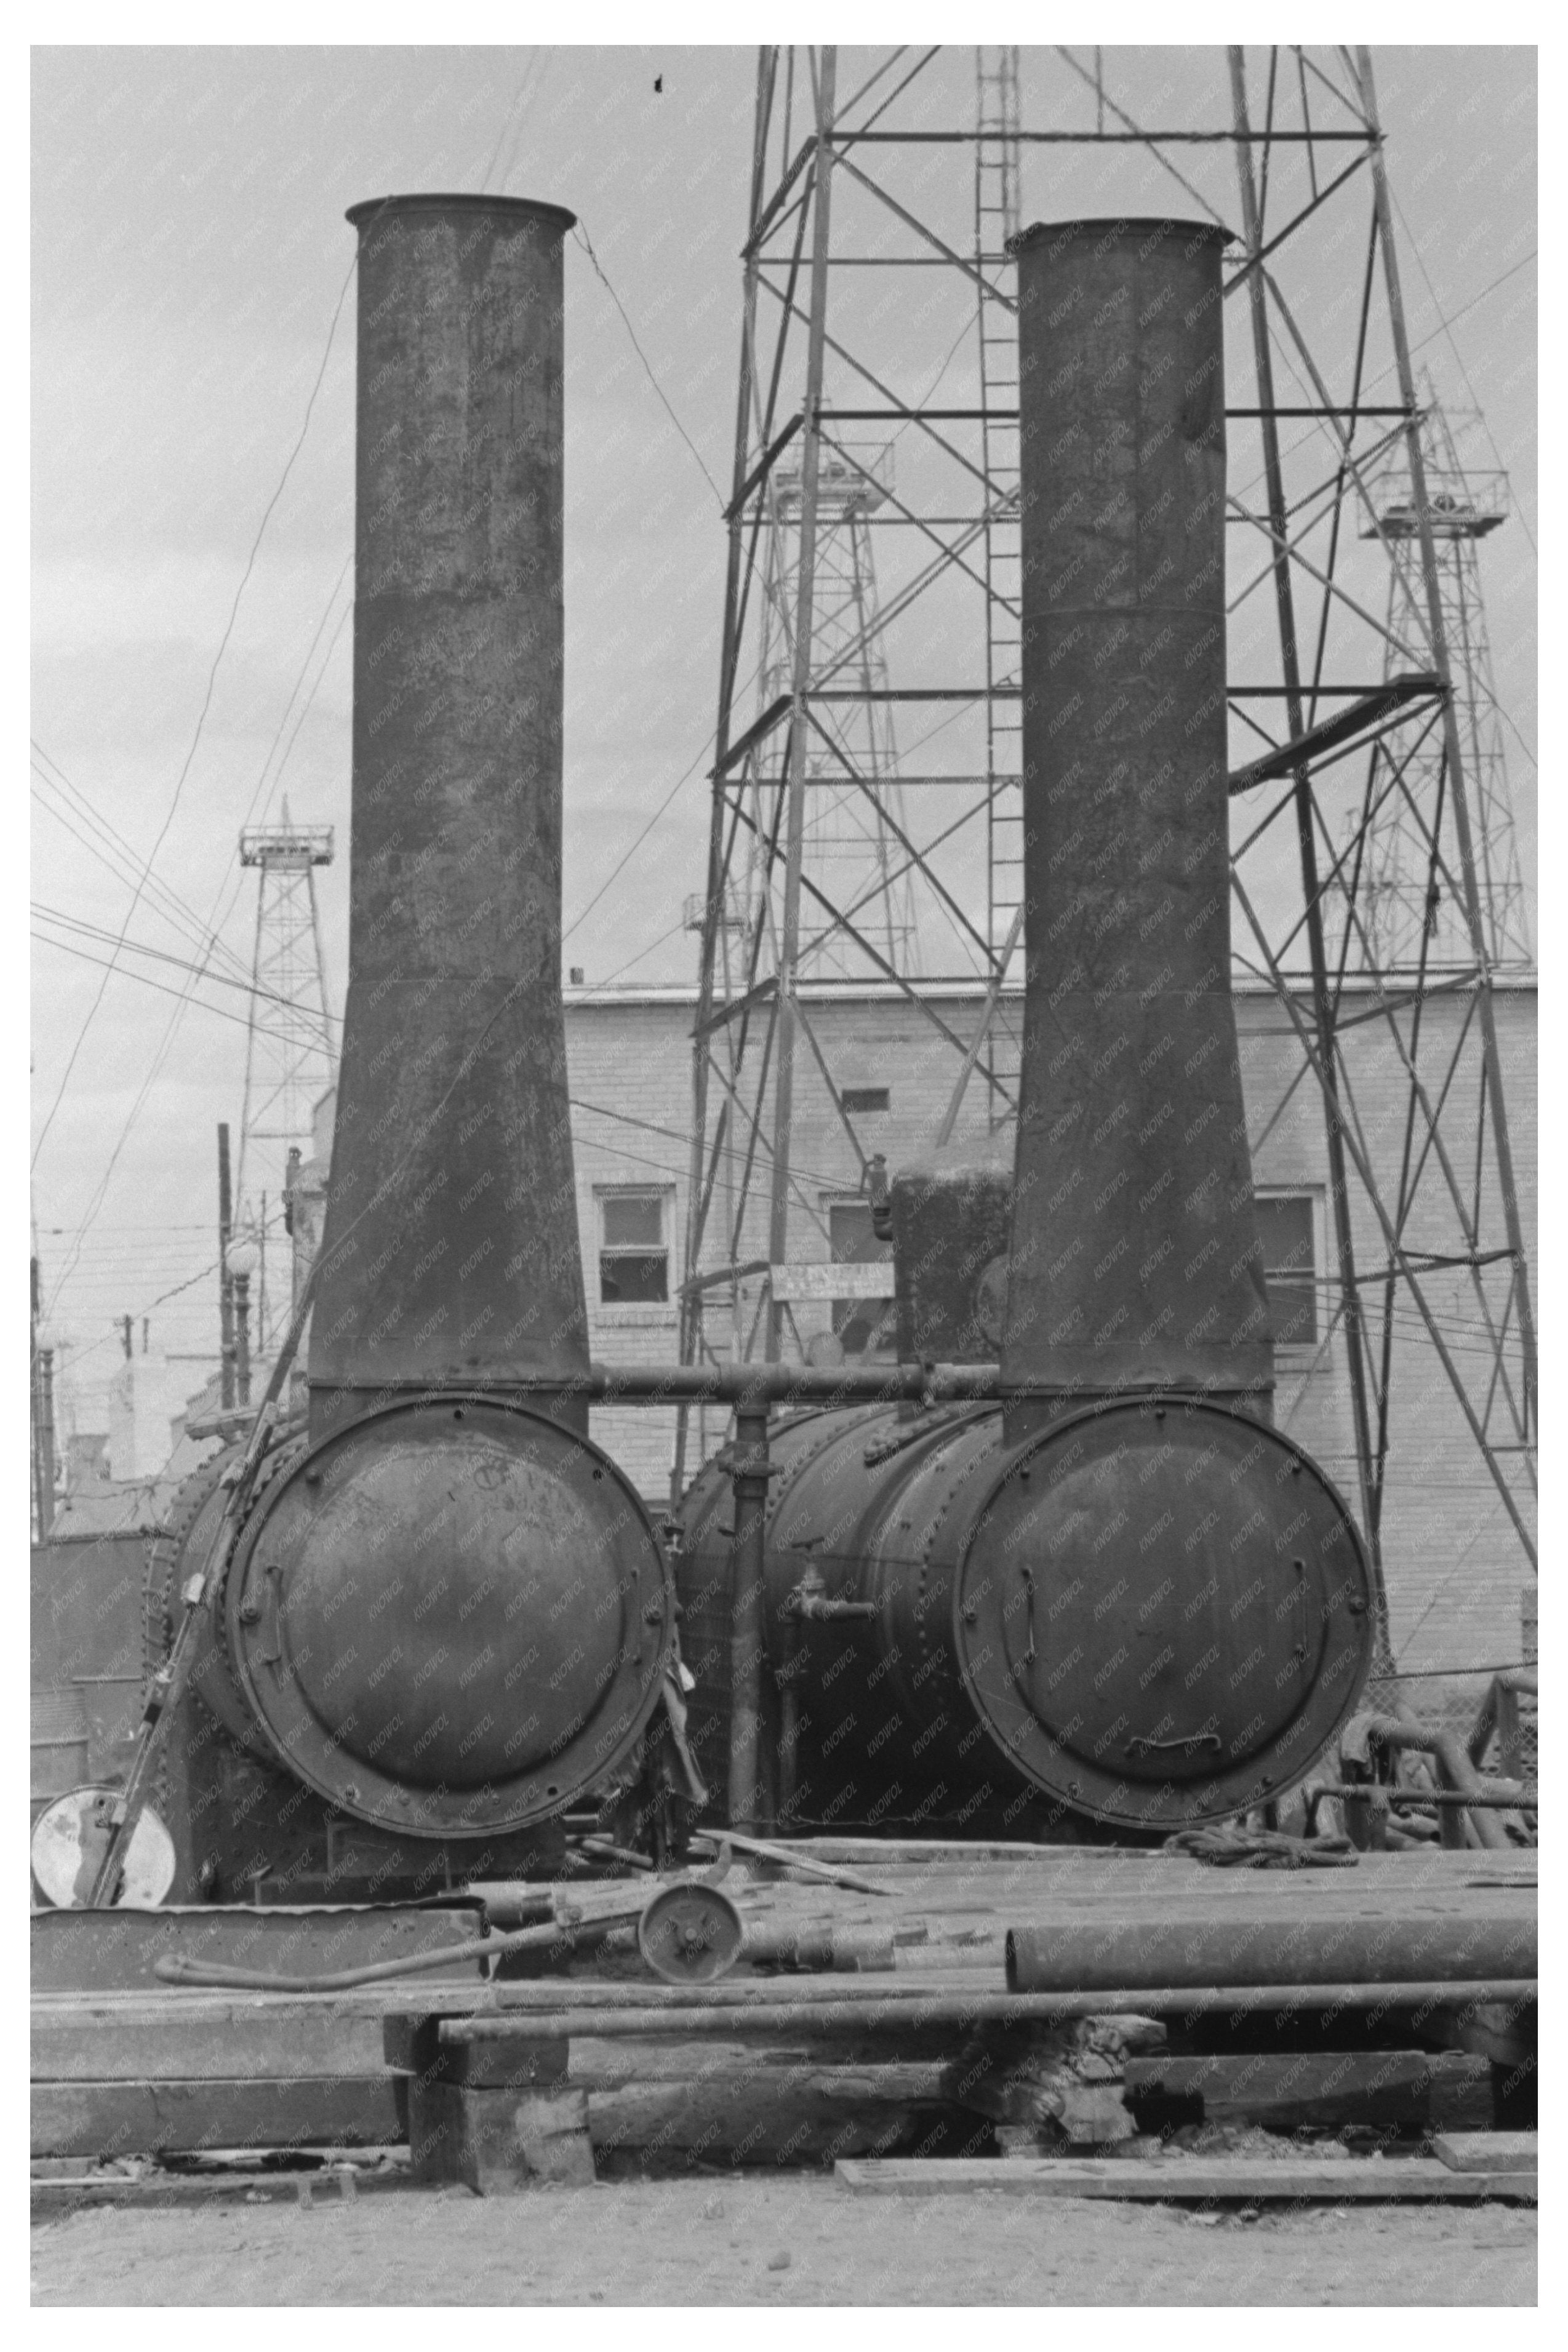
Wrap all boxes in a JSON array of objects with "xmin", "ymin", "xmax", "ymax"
[
  {"xmin": 1467, "ymin": 1670, "xmax": 1537, "ymax": 1775},
  {"xmin": 441, "ymin": 1979, "xmax": 1537, "ymax": 2042},
  {"xmin": 1005, "ymin": 1905, "xmax": 1534, "ymax": 1993},
  {"xmin": 217, "ymin": 1122, "xmax": 235, "ymax": 1411},
  {"xmin": 357, "ymin": 1360, "xmax": 1010, "ymax": 1405},
  {"xmin": 35, "ymin": 1345, "xmax": 56, "ymax": 1538},
  {"xmin": 1310, "ymin": 1783, "xmax": 1534, "ymax": 1812},
  {"xmin": 1229, "ymin": 52, "xmax": 1386, "ymax": 1652},
  {"xmin": 727, "ymin": 1402, "xmax": 772, "ymax": 1831},
  {"xmin": 767, "ymin": 44, "xmax": 838, "ymax": 1365},
  {"xmin": 154, "ymin": 1891, "xmax": 655, "ymax": 1992},
  {"xmin": 1362, "ymin": 1714, "xmax": 1512, "ymax": 1853},
  {"xmin": 233, "ymin": 1271, "xmax": 251, "ymax": 1410},
  {"xmin": 303, "ymin": 1360, "xmax": 1007, "ymax": 1407},
  {"xmin": 677, "ymin": 43, "xmax": 781, "ymax": 1508}
]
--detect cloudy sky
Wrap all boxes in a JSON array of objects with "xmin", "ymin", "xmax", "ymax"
[{"xmin": 30, "ymin": 43, "xmax": 1536, "ymax": 1427}]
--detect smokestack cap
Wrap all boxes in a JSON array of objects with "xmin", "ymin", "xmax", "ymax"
[
  {"xmin": 1008, "ymin": 215, "xmax": 1234, "ymax": 255},
  {"xmin": 346, "ymin": 192, "xmax": 577, "ymax": 233}
]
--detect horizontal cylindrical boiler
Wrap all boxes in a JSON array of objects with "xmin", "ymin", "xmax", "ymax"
[
  {"xmin": 674, "ymin": 1391, "xmax": 1375, "ymax": 1837},
  {"xmin": 676, "ymin": 214, "xmax": 1375, "ymax": 1850}
]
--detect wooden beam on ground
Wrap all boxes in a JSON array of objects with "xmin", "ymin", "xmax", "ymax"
[
  {"xmin": 1122, "ymin": 2050, "xmax": 1492, "ymax": 2134},
  {"xmin": 1433, "ymin": 2130, "xmax": 1537, "ymax": 2175},
  {"xmin": 31, "ymin": 2076, "xmax": 403, "ymax": 2160},
  {"xmin": 834, "ymin": 2154, "xmax": 1537, "ymax": 2201}
]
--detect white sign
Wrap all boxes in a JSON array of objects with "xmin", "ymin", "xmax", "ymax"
[{"xmin": 770, "ymin": 1262, "xmax": 895, "ymax": 1303}]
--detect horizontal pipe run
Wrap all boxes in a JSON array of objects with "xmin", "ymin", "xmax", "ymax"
[
  {"xmin": 1364, "ymin": 1716, "xmax": 1513, "ymax": 1853},
  {"xmin": 1311, "ymin": 1783, "xmax": 1535, "ymax": 1810},
  {"xmin": 309, "ymin": 1363, "xmax": 1298, "ymax": 1410},
  {"xmin": 1006, "ymin": 1912, "xmax": 1534, "ymax": 1994},
  {"xmin": 153, "ymin": 1897, "xmax": 653, "ymax": 1992},
  {"xmin": 439, "ymin": 1980, "xmax": 1537, "ymax": 2042}
]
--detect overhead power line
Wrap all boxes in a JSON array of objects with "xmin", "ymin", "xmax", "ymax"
[
  {"xmin": 31, "ymin": 252, "xmax": 358, "ymax": 1175},
  {"xmin": 570, "ymin": 219, "xmax": 726, "ymax": 507}
]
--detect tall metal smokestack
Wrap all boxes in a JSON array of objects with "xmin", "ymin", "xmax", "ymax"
[
  {"xmin": 1001, "ymin": 217, "xmax": 1273, "ymax": 1439},
  {"xmin": 310, "ymin": 193, "xmax": 587, "ymax": 1436},
  {"xmin": 199, "ymin": 194, "xmax": 674, "ymax": 1847}
]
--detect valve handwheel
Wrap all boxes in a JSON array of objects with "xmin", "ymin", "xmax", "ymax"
[{"xmin": 636, "ymin": 1881, "xmax": 745, "ymax": 1984}]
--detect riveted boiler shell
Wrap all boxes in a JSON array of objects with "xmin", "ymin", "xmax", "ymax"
[
  {"xmin": 145, "ymin": 1446, "xmax": 271, "ymax": 1758},
  {"xmin": 953, "ymin": 1401, "xmax": 1374, "ymax": 1827},
  {"xmin": 223, "ymin": 1396, "xmax": 673, "ymax": 1834}
]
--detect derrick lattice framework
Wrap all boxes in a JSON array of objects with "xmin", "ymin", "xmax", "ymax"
[
  {"xmin": 234, "ymin": 808, "xmax": 335, "ymax": 1346},
  {"xmin": 677, "ymin": 44, "xmax": 1535, "ymax": 1669},
  {"xmin": 1353, "ymin": 381, "xmax": 1533, "ymax": 970}
]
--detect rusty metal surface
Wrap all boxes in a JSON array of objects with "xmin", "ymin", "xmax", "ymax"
[
  {"xmin": 676, "ymin": 216, "xmax": 1378, "ymax": 1848},
  {"xmin": 889, "ymin": 1158, "xmax": 1012, "ymax": 1364},
  {"xmin": 310, "ymin": 193, "xmax": 588, "ymax": 1430},
  {"xmin": 225, "ymin": 1394, "xmax": 673, "ymax": 1835},
  {"xmin": 1001, "ymin": 217, "xmax": 1273, "ymax": 1428},
  {"xmin": 676, "ymin": 1391, "xmax": 1373, "ymax": 1837},
  {"xmin": 636, "ymin": 1882, "xmax": 745, "ymax": 1984},
  {"xmin": 1004, "ymin": 1902, "xmax": 1537, "ymax": 1991}
]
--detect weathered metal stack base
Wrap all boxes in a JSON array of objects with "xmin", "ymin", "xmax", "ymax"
[{"xmin": 32, "ymin": 1850, "xmax": 1536, "ymax": 2196}]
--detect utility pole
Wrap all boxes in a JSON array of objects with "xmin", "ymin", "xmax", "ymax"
[
  {"xmin": 234, "ymin": 1270, "xmax": 252, "ymax": 1409},
  {"xmin": 218, "ymin": 1122, "xmax": 236, "ymax": 1410},
  {"xmin": 31, "ymin": 1249, "xmax": 55, "ymax": 1540}
]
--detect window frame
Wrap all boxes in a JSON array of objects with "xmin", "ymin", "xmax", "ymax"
[
  {"xmin": 822, "ymin": 1193, "xmax": 897, "ymax": 1356},
  {"xmin": 594, "ymin": 1184, "xmax": 675, "ymax": 1310},
  {"xmin": 1253, "ymin": 1185, "xmax": 1322, "ymax": 1354}
]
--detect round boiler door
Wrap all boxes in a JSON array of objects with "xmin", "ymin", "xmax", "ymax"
[
  {"xmin": 225, "ymin": 1396, "xmax": 672, "ymax": 1835},
  {"xmin": 954, "ymin": 1399, "xmax": 1374, "ymax": 1827}
]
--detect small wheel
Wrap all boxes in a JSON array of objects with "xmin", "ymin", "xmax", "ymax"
[
  {"xmin": 31, "ymin": 1786, "xmax": 177, "ymax": 1909},
  {"xmin": 636, "ymin": 1881, "xmax": 745, "ymax": 1984}
]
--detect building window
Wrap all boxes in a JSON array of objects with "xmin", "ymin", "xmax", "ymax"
[
  {"xmin": 828, "ymin": 1201, "xmax": 895, "ymax": 1356},
  {"xmin": 840, "ymin": 1086, "xmax": 890, "ymax": 1115},
  {"xmin": 1255, "ymin": 1192, "xmax": 1318, "ymax": 1347},
  {"xmin": 598, "ymin": 1190, "xmax": 671, "ymax": 1304}
]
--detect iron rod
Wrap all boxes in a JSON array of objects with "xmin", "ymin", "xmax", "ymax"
[
  {"xmin": 441, "ymin": 1980, "xmax": 1537, "ymax": 2041},
  {"xmin": 727, "ymin": 1404, "xmax": 772, "ymax": 1831},
  {"xmin": 1229, "ymin": 50, "xmax": 1387, "ymax": 1647},
  {"xmin": 767, "ymin": 47, "xmax": 838, "ymax": 1366}
]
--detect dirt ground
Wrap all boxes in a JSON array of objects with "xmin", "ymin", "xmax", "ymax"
[{"xmin": 31, "ymin": 2178, "xmax": 1537, "ymax": 2305}]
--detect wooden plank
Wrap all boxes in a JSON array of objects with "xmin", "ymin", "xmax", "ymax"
[
  {"xmin": 834, "ymin": 2156, "xmax": 1537, "ymax": 2201},
  {"xmin": 590, "ymin": 2068, "xmax": 956, "ymax": 2166},
  {"xmin": 31, "ymin": 2075, "xmax": 404, "ymax": 2159},
  {"xmin": 31, "ymin": 2166, "xmax": 406, "ymax": 2212},
  {"xmin": 33, "ymin": 2004, "xmax": 390, "ymax": 2084},
  {"xmin": 31, "ymin": 1905, "xmax": 485, "ymax": 1994},
  {"xmin": 1433, "ymin": 2130, "xmax": 1537, "ymax": 2175},
  {"xmin": 1123, "ymin": 2050, "xmax": 1493, "ymax": 2132}
]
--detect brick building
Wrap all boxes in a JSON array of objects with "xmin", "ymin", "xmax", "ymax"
[{"xmin": 290, "ymin": 974, "xmax": 1535, "ymax": 1680}]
